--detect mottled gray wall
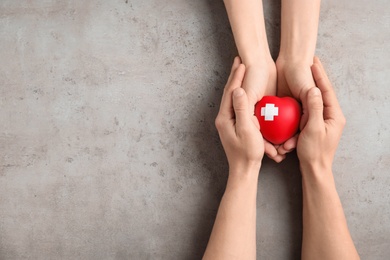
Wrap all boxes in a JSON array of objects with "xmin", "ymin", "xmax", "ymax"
[{"xmin": 0, "ymin": 0, "xmax": 389, "ymax": 259}]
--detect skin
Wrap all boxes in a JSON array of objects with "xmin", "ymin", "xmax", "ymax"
[
  {"xmin": 223, "ymin": 0, "xmax": 282, "ymax": 162},
  {"xmin": 276, "ymin": 0, "xmax": 321, "ymax": 156},
  {"xmin": 203, "ymin": 57, "xmax": 360, "ymax": 259},
  {"xmin": 223, "ymin": 0, "xmax": 322, "ymax": 161},
  {"xmin": 203, "ymin": 57, "xmax": 263, "ymax": 260},
  {"xmin": 298, "ymin": 57, "xmax": 360, "ymax": 260}
]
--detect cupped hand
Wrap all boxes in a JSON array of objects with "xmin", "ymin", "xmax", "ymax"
[
  {"xmin": 241, "ymin": 60, "xmax": 287, "ymax": 163},
  {"xmin": 297, "ymin": 57, "xmax": 346, "ymax": 170},
  {"xmin": 274, "ymin": 58, "xmax": 317, "ymax": 157},
  {"xmin": 276, "ymin": 59, "xmax": 315, "ymax": 100},
  {"xmin": 215, "ymin": 57, "xmax": 265, "ymax": 174},
  {"xmin": 242, "ymin": 60, "xmax": 277, "ymax": 107}
]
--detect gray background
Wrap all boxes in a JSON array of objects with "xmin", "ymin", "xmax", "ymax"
[{"xmin": 1, "ymin": 0, "xmax": 389, "ymax": 259}]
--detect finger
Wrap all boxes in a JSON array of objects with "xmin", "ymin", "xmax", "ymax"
[
  {"xmin": 300, "ymin": 107, "xmax": 309, "ymax": 131},
  {"xmin": 241, "ymin": 76, "xmax": 258, "ymax": 109},
  {"xmin": 277, "ymin": 145, "xmax": 290, "ymax": 156},
  {"xmin": 284, "ymin": 134, "xmax": 298, "ymax": 151},
  {"xmin": 264, "ymin": 140, "xmax": 278, "ymax": 158},
  {"xmin": 226, "ymin": 57, "xmax": 242, "ymax": 85},
  {"xmin": 268, "ymin": 153, "xmax": 286, "ymax": 163},
  {"xmin": 311, "ymin": 58, "xmax": 336, "ymax": 103},
  {"xmin": 218, "ymin": 64, "xmax": 246, "ymax": 120},
  {"xmin": 265, "ymin": 141, "xmax": 286, "ymax": 163},
  {"xmin": 277, "ymin": 135, "xmax": 298, "ymax": 155},
  {"xmin": 311, "ymin": 58, "xmax": 341, "ymax": 120},
  {"xmin": 305, "ymin": 87, "xmax": 325, "ymax": 130},
  {"xmin": 313, "ymin": 56, "xmax": 326, "ymax": 75},
  {"xmin": 232, "ymin": 88, "xmax": 252, "ymax": 135}
]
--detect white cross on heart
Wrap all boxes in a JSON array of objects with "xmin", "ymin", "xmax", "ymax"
[{"xmin": 261, "ymin": 103, "xmax": 279, "ymax": 121}]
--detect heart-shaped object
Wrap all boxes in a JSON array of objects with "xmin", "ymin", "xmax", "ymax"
[{"xmin": 255, "ymin": 96, "xmax": 301, "ymax": 145}]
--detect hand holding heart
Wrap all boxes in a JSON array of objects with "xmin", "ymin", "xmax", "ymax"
[
  {"xmin": 216, "ymin": 56, "xmax": 339, "ymax": 167},
  {"xmin": 273, "ymin": 59, "xmax": 317, "ymax": 156},
  {"xmin": 238, "ymin": 59, "xmax": 315, "ymax": 162},
  {"xmin": 240, "ymin": 60, "xmax": 287, "ymax": 162},
  {"xmin": 215, "ymin": 57, "xmax": 265, "ymax": 174},
  {"xmin": 297, "ymin": 57, "xmax": 346, "ymax": 170}
]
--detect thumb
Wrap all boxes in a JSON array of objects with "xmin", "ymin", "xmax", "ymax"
[
  {"xmin": 305, "ymin": 87, "xmax": 324, "ymax": 129},
  {"xmin": 232, "ymin": 88, "xmax": 251, "ymax": 133}
]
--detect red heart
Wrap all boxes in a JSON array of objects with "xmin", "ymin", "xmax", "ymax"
[{"xmin": 255, "ymin": 96, "xmax": 301, "ymax": 145}]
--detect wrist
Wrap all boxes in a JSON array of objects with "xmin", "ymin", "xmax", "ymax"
[
  {"xmin": 227, "ymin": 166, "xmax": 260, "ymax": 192},
  {"xmin": 276, "ymin": 55, "xmax": 313, "ymax": 69},
  {"xmin": 224, "ymin": 0, "xmax": 273, "ymax": 68},
  {"xmin": 278, "ymin": 40, "xmax": 316, "ymax": 66},
  {"xmin": 224, "ymin": 167, "xmax": 260, "ymax": 207},
  {"xmin": 241, "ymin": 48, "xmax": 274, "ymax": 69},
  {"xmin": 229, "ymin": 163, "xmax": 261, "ymax": 180},
  {"xmin": 300, "ymin": 161, "xmax": 334, "ymax": 183},
  {"xmin": 279, "ymin": 0, "xmax": 320, "ymax": 65},
  {"xmin": 300, "ymin": 163, "xmax": 338, "ymax": 200}
]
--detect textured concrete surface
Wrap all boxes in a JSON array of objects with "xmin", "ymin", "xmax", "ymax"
[{"xmin": 1, "ymin": 0, "xmax": 389, "ymax": 259}]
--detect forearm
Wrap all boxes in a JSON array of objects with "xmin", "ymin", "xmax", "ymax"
[
  {"xmin": 223, "ymin": 0, "xmax": 272, "ymax": 66},
  {"xmin": 279, "ymin": 0, "xmax": 321, "ymax": 65},
  {"xmin": 301, "ymin": 164, "xmax": 359, "ymax": 260},
  {"xmin": 203, "ymin": 169, "xmax": 259, "ymax": 260}
]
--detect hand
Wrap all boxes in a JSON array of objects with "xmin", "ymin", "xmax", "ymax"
[
  {"xmin": 297, "ymin": 57, "xmax": 346, "ymax": 170},
  {"xmin": 274, "ymin": 58, "xmax": 316, "ymax": 157},
  {"xmin": 241, "ymin": 60, "xmax": 287, "ymax": 163},
  {"xmin": 215, "ymin": 57, "xmax": 265, "ymax": 174},
  {"xmin": 276, "ymin": 58, "xmax": 315, "ymax": 101},
  {"xmin": 242, "ymin": 60, "xmax": 277, "ymax": 107}
]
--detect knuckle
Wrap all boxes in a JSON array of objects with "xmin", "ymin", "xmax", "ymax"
[
  {"xmin": 311, "ymin": 101, "xmax": 323, "ymax": 111},
  {"xmin": 234, "ymin": 105, "xmax": 246, "ymax": 113},
  {"xmin": 215, "ymin": 115, "xmax": 225, "ymax": 131}
]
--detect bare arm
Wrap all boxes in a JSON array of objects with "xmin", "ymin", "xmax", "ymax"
[
  {"xmin": 203, "ymin": 57, "xmax": 263, "ymax": 260},
  {"xmin": 223, "ymin": 0, "xmax": 272, "ymax": 68},
  {"xmin": 301, "ymin": 166, "xmax": 359, "ymax": 260},
  {"xmin": 276, "ymin": 0, "xmax": 321, "ymax": 157},
  {"xmin": 203, "ymin": 172, "xmax": 259, "ymax": 260},
  {"xmin": 279, "ymin": 0, "xmax": 321, "ymax": 67},
  {"xmin": 224, "ymin": 0, "xmax": 283, "ymax": 162},
  {"xmin": 298, "ymin": 57, "xmax": 359, "ymax": 260}
]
